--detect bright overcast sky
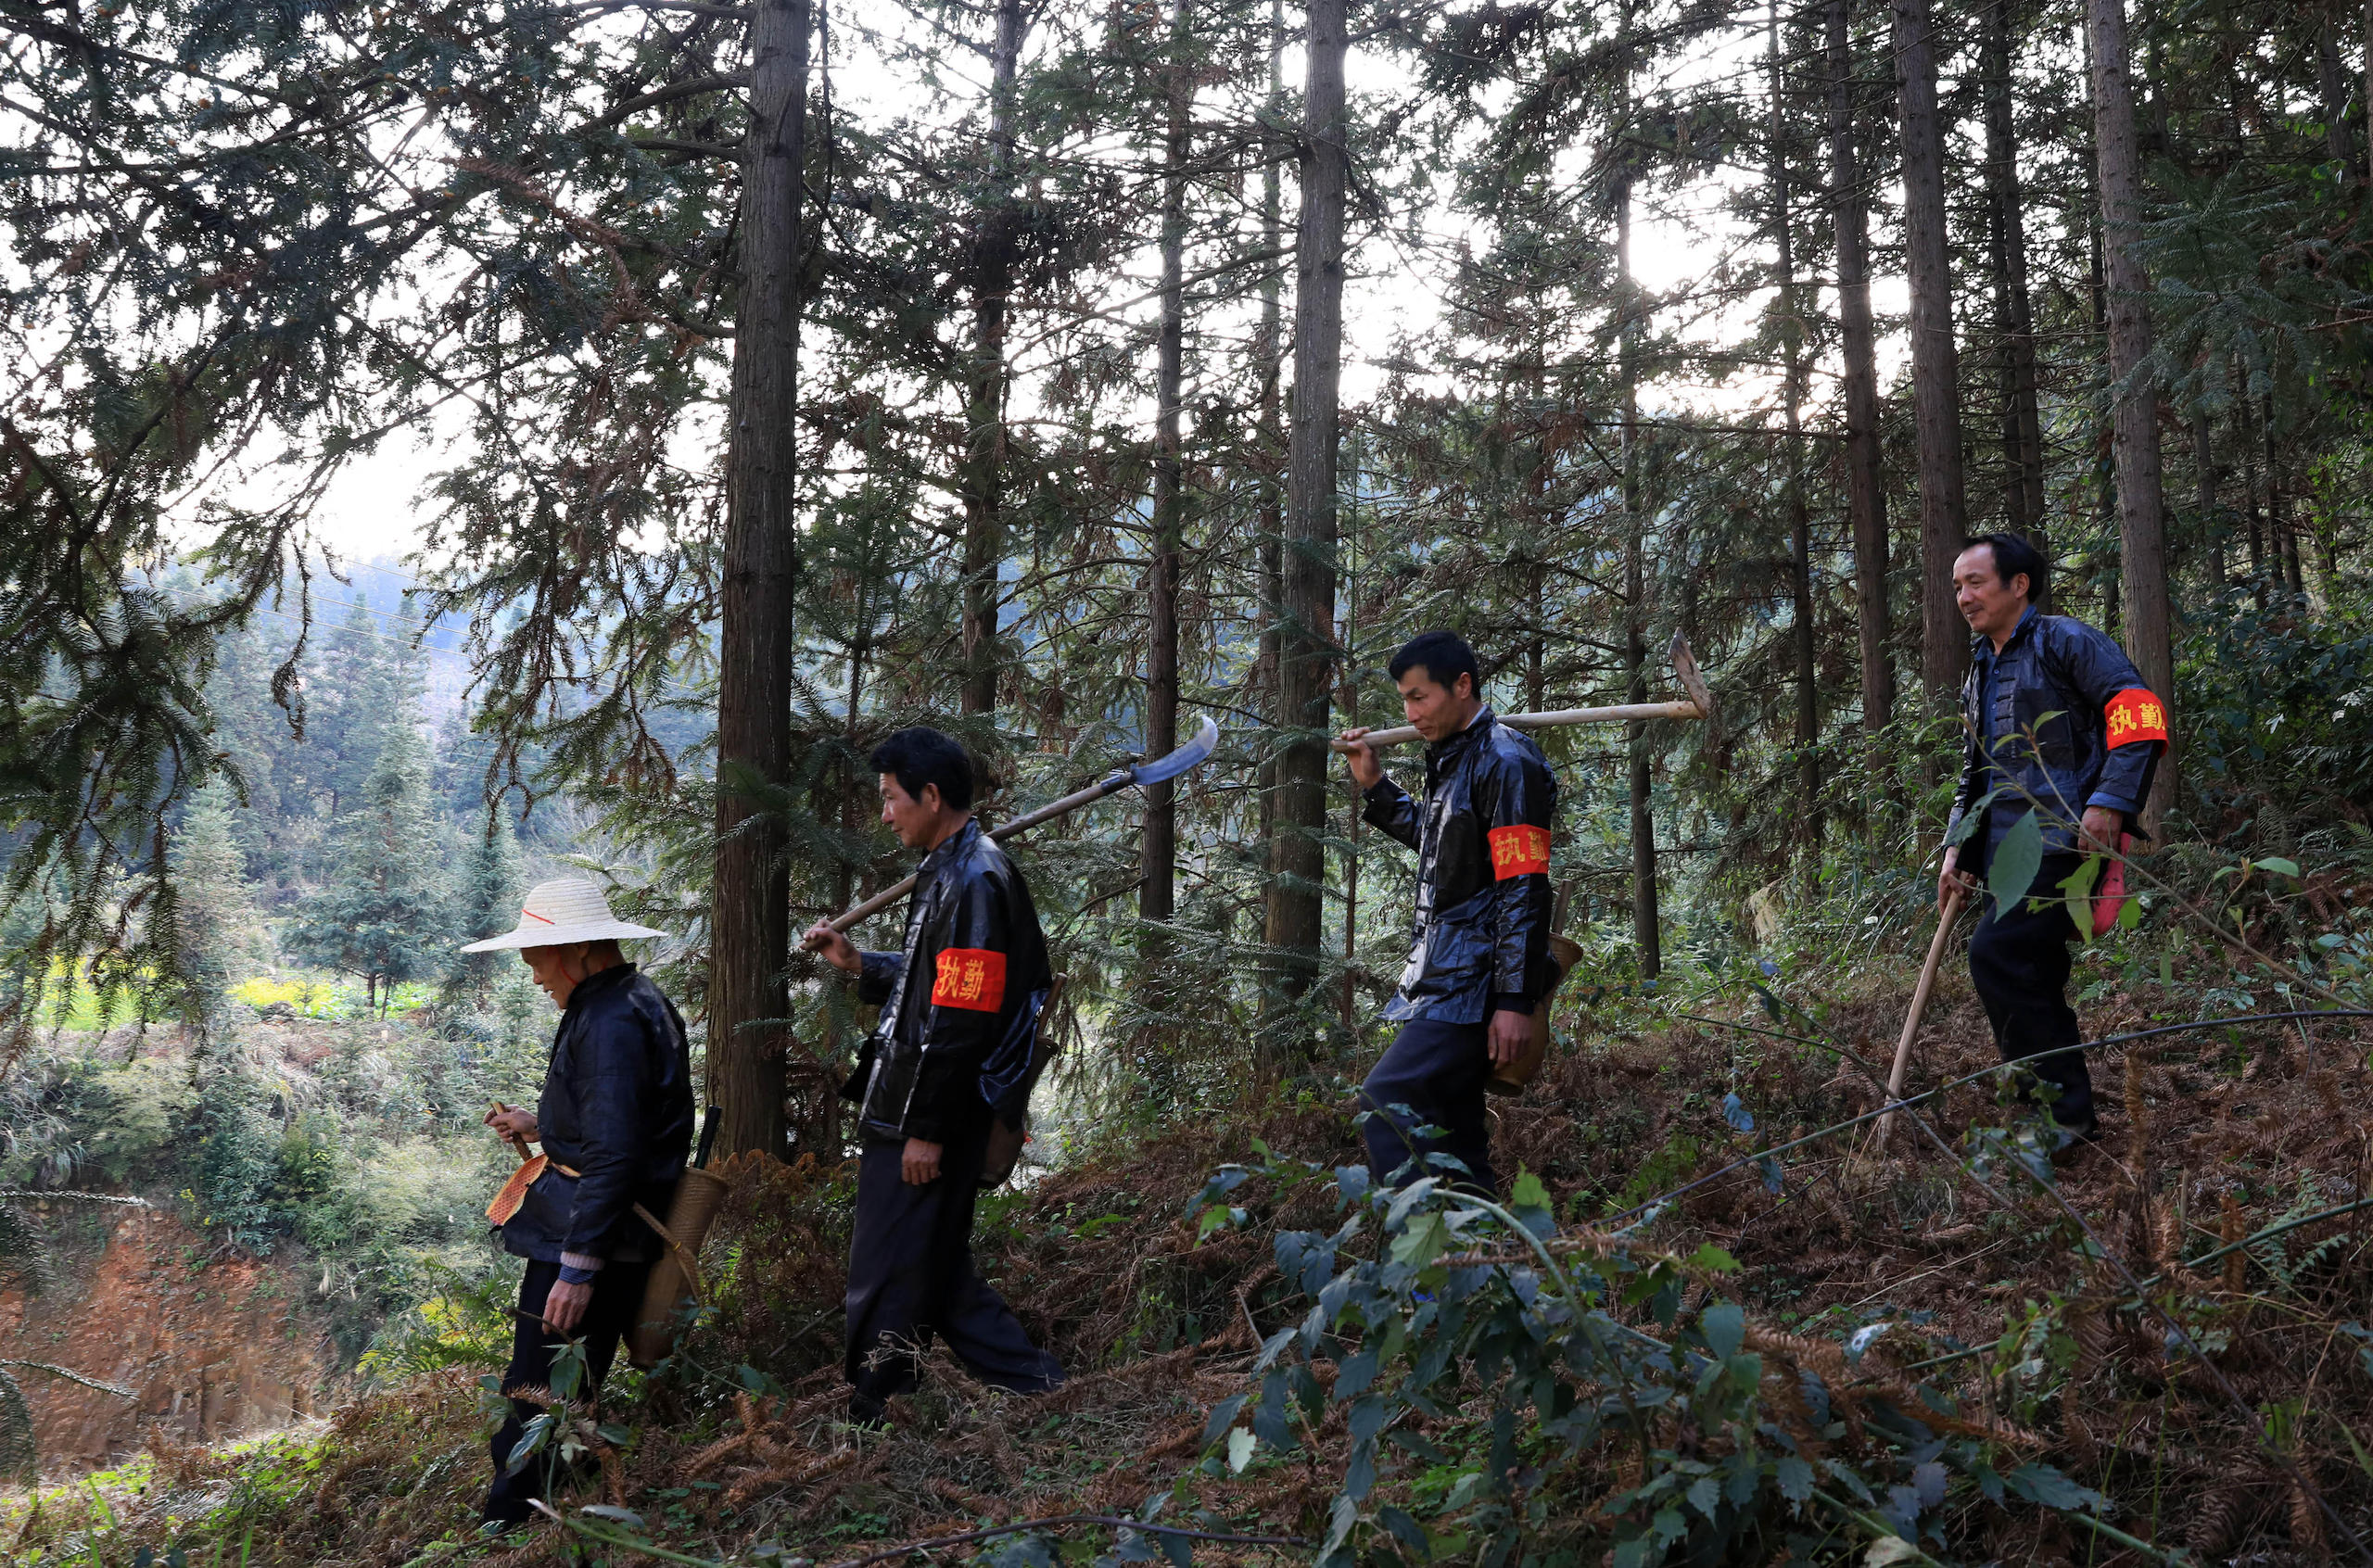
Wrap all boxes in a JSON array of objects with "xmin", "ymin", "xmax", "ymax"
[{"xmin": 299, "ymin": 10, "xmax": 1912, "ymax": 563}]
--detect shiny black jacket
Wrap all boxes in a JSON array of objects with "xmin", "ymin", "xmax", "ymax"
[
  {"xmin": 844, "ymin": 819, "xmax": 1053, "ymax": 1143},
  {"xmin": 1362, "ymin": 707, "xmax": 1558, "ymax": 1024},
  {"xmin": 1947, "ymin": 607, "xmax": 2167, "ymax": 867},
  {"xmin": 500, "ymin": 963, "xmax": 695, "ymax": 1266}
]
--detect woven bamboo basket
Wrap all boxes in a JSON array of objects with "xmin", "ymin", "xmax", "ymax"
[
  {"xmin": 1487, "ymin": 931, "xmax": 1585, "ymax": 1096},
  {"xmin": 627, "ymin": 1165, "xmax": 731, "ymax": 1368}
]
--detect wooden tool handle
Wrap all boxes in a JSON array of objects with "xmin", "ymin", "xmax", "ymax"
[
  {"xmin": 490, "ymin": 1100, "xmax": 536, "ymax": 1164},
  {"xmin": 1329, "ymin": 700, "xmax": 1702, "ymax": 752},
  {"xmin": 1873, "ymin": 888, "xmax": 1963, "ymax": 1150}
]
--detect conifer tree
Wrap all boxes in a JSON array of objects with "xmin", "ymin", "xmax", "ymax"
[
  {"xmin": 289, "ymin": 724, "xmax": 452, "ymax": 1015},
  {"xmin": 167, "ymin": 782, "xmax": 266, "ymax": 1031},
  {"xmin": 444, "ymin": 819, "xmax": 524, "ymax": 1008}
]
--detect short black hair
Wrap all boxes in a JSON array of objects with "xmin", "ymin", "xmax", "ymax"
[
  {"xmin": 1961, "ymin": 532, "xmax": 2049, "ymax": 604},
  {"xmin": 869, "ymin": 727, "xmax": 975, "ymax": 810},
  {"xmin": 1388, "ymin": 630, "xmax": 1480, "ymax": 698}
]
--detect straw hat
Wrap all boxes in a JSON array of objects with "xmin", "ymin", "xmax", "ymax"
[{"xmin": 459, "ymin": 877, "xmax": 668, "ymax": 953}]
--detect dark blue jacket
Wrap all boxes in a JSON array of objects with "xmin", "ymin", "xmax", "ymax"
[
  {"xmin": 1946, "ymin": 606, "xmax": 2167, "ymax": 868},
  {"xmin": 1362, "ymin": 707, "xmax": 1558, "ymax": 1025},
  {"xmin": 844, "ymin": 818, "xmax": 1053, "ymax": 1143},
  {"xmin": 499, "ymin": 963, "xmax": 694, "ymax": 1266}
]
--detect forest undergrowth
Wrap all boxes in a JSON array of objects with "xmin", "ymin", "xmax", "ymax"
[{"xmin": 9, "ymin": 863, "xmax": 2373, "ymax": 1568}]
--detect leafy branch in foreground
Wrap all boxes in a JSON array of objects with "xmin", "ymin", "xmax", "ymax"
[{"xmin": 1192, "ymin": 1156, "xmax": 2114, "ymax": 1568}]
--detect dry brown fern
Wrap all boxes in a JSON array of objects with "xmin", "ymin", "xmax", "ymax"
[
  {"xmin": 2124, "ymin": 1051, "xmax": 2151, "ymax": 1175},
  {"xmin": 2186, "ymin": 1483, "xmax": 2246, "ymax": 1555},
  {"xmin": 2220, "ymin": 1189, "xmax": 2248, "ymax": 1295},
  {"xmin": 2290, "ymin": 1468, "xmax": 2331, "ymax": 1561}
]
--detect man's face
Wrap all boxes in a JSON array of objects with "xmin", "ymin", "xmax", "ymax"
[
  {"xmin": 1953, "ymin": 545, "xmax": 2029, "ymax": 641},
  {"xmin": 521, "ymin": 943, "xmax": 588, "ymax": 1009},
  {"xmin": 1398, "ymin": 665, "xmax": 1476, "ymax": 743},
  {"xmin": 879, "ymin": 772, "xmax": 944, "ymax": 849}
]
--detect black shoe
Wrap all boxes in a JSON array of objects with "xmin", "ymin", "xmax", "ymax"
[
  {"xmin": 846, "ymin": 1393, "xmax": 890, "ymax": 1432},
  {"xmin": 2049, "ymin": 1119, "xmax": 2101, "ymax": 1160},
  {"xmin": 480, "ymin": 1496, "xmax": 536, "ymax": 1537}
]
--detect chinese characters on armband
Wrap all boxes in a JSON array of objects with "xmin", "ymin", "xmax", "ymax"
[
  {"xmin": 1487, "ymin": 824, "xmax": 1552, "ymax": 880},
  {"xmin": 2102, "ymin": 688, "xmax": 2168, "ymax": 749},
  {"xmin": 931, "ymin": 947, "xmax": 1008, "ymax": 1011}
]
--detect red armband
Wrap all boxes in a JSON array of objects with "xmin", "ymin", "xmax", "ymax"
[
  {"xmin": 930, "ymin": 948, "xmax": 1007, "ymax": 1011},
  {"xmin": 2103, "ymin": 688, "xmax": 2168, "ymax": 748},
  {"xmin": 1487, "ymin": 824, "xmax": 1552, "ymax": 879}
]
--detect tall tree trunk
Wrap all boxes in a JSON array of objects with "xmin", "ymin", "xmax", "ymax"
[
  {"xmin": 2238, "ymin": 366, "xmax": 2266, "ymax": 606},
  {"xmin": 1983, "ymin": 0, "xmax": 2049, "ymax": 577},
  {"xmin": 958, "ymin": 0, "xmax": 1025, "ymax": 717},
  {"xmin": 711, "ymin": 0, "xmax": 811, "ymax": 1158},
  {"xmin": 1770, "ymin": 4, "xmax": 1820, "ymax": 846},
  {"xmin": 2089, "ymin": 0, "xmax": 2175, "ymax": 822},
  {"xmin": 2193, "ymin": 411, "xmax": 2224, "ymax": 588},
  {"xmin": 2318, "ymin": 14, "xmax": 2357, "ymax": 171},
  {"xmin": 2268, "ymin": 398, "xmax": 2304, "ymax": 599},
  {"xmin": 1141, "ymin": 0, "xmax": 1192, "ymax": 927},
  {"xmin": 1254, "ymin": 0, "xmax": 1285, "ymax": 868},
  {"xmin": 1828, "ymin": 0, "xmax": 1893, "ymax": 740},
  {"xmin": 1263, "ymin": 0, "xmax": 1347, "ymax": 1007},
  {"xmin": 1894, "ymin": 0, "xmax": 1970, "ymax": 699},
  {"xmin": 1618, "ymin": 169, "xmax": 1660, "ymax": 977}
]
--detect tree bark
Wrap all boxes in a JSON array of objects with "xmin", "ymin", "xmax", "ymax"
[
  {"xmin": 1770, "ymin": 4, "xmax": 1820, "ymax": 846},
  {"xmin": 2193, "ymin": 411, "xmax": 2223, "ymax": 588},
  {"xmin": 710, "ymin": 0, "xmax": 810, "ymax": 1158},
  {"xmin": 2318, "ymin": 13, "xmax": 2357, "ymax": 171},
  {"xmin": 1828, "ymin": 0, "xmax": 1892, "ymax": 740},
  {"xmin": 1983, "ymin": 0, "xmax": 2049, "ymax": 575},
  {"xmin": 958, "ymin": 0, "xmax": 1026, "ymax": 716},
  {"xmin": 1618, "ymin": 170, "xmax": 1660, "ymax": 978},
  {"xmin": 1254, "ymin": 0, "xmax": 1285, "ymax": 870},
  {"xmin": 2088, "ymin": 0, "xmax": 2174, "ymax": 822},
  {"xmin": 1140, "ymin": 0, "xmax": 1192, "ymax": 927},
  {"xmin": 1263, "ymin": 0, "xmax": 1346, "ymax": 1007},
  {"xmin": 2238, "ymin": 365, "xmax": 2266, "ymax": 606},
  {"xmin": 1893, "ymin": 0, "xmax": 1970, "ymax": 699}
]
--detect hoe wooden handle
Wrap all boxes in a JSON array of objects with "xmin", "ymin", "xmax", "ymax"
[{"xmin": 1874, "ymin": 889, "xmax": 1962, "ymax": 1150}]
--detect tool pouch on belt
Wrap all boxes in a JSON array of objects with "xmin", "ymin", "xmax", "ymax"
[
  {"xmin": 513, "ymin": 1163, "xmax": 579, "ymax": 1244},
  {"xmin": 980, "ymin": 976, "xmax": 1064, "ymax": 1188}
]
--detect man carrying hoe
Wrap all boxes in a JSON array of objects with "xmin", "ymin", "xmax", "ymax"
[
  {"xmin": 470, "ymin": 878, "xmax": 695, "ymax": 1534},
  {"xmin": 803, "ymin": 727, "xmax": 1064, "ymax": 1426},
  {"xmin": 1337, "ymin": 630, "xmax": 1558, "ymax": 1196},
  {"xmin": 1940, "ymin": 533, "xmax": 2167, "ymax": 1144}
]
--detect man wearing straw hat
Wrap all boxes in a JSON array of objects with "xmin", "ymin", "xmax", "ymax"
[
  {"xmin": 803, "ymin": 726, "xmax": 1064, "ymax": 1427},
  {"xmin": 466, "ymin": 876, "xmax": 694, "ymax": 1533}
]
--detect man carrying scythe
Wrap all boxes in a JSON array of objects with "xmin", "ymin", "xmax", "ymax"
[
  {"xmin": 1938, "ymin": 532, "xmax": 2167, "ymax": 1145},
  {"xmin": 1336, "ymin": 630, "xmax": 1558, "ymax": 1197},
  {"xmin": 803, "ymin": 726, "xmax": 1066, "ymax": 1426}
]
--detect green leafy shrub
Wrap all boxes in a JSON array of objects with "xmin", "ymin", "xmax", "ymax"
[
  {"xmin": 1196, "ymin": 1157, "xmax": 2121, "ymax": 1568},
  {"xmin": 82, "ymin": 1057, "xmax": 197, "ymax": 1186}
]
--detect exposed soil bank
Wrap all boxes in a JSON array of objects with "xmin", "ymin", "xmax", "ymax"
[{"xmin": 3, "ymin": 1204, "xmax": 336, "ymax": 1478}]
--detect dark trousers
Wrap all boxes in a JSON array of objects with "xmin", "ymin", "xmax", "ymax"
[
  {"xmin": 1359, "ymin": 1018, "xmax": 1497, "ymax": 1195},
  {"xmin": 844, "ymin": 1116, "xmax": 1063, "ymax": 1417},
  {"xmin": 1968, "ymin": 853, "xmax": 2095, "ymax": 1132},
  {"xmin": 484, "ymin": 1257, "xmax": 650, "ymax": 1524}
]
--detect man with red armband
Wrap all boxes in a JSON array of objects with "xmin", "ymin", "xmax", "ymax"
[
  {"xmin": 1337, "ymin": 630, "xmax": 1557, "ymax": 1195},
  {"xmin": 803, "ymin": 727, "xmax": 1063, "ymax": 1426},
  {"xmin": 1939, "ymin": 533, "xmax": 2167, "ymax": 1145}
]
